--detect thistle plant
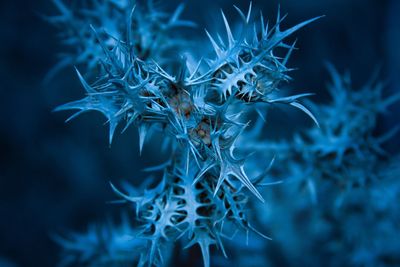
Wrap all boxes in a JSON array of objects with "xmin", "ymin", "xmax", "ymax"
[
  {"xmin": 237, "ymin": 66, "xmax": 400, "ymax": 267},
  {"xmin": 45, "ymin": 0, "xmax": 195, "ymax": 82},
  {"xmin": 52, "ymin": 1, "xmax": 322, "ymax": 265},
  {"xmin": 243, "ymin": 64, "xmax": 400, "ymax": 207},
  {"xmin": 50, "ymin": 1, "xmax": 400, "ymax": 266}
]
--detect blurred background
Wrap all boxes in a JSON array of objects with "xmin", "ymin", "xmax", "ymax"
[{"xmin": 0, "ymin": 0, "xmax": 399, "ymax": 266}]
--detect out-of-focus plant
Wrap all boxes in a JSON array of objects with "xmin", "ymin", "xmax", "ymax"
[
  {"xmin": 45, "ymin": 0, "xmax": 195, "ymax": 82},
  {"xmin": 54, "ymin": 215, "xmax": 145, "ymax": 267},
  {"xmin": 244, "ymin": 65, "xmax": 400, "ymax": 207},
  {"xmin": 240, "ymin": 66, "xmax": 400, "ymax": 267}
]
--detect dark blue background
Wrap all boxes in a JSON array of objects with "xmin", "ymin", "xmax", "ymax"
[{"xmin": 0, "ymin": 0, "xmax": 399, "ymax": 266}]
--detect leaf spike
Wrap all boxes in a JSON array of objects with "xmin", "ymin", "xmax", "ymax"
[
  {"xmin": 205, "ymin": 29, "xmax": 223, "ymax": 57},
  {"xmin": 220, "ymin": 10, "xmax": 235, "ymax": 47}
]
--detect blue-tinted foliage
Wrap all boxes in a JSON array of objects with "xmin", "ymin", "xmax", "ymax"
[
  {"xmin": 54, "ymin": 215, "xmax": 144, "ymax": 266},
  {"xmin": 240, "ymin": 65, "xmax": 400, "ymax": 267},
  {"xmin": 49, "ymin": 1, "xmax": 400, "ymax": 267}
]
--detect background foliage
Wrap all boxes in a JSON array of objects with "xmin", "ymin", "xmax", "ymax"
[{"xmin": 0, "ymin": 0, "xmax": 399, "ymax": 266}]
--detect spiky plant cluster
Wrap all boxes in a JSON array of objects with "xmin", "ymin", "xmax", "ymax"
[
  {"xmin": 244, "ymin": 65, "xmax": 400, "ymax": 205},
  {"xmin": 111, "ymin": 148, "xmax": 280, "ymax": 266},
  {"xmin": 45, "ymin": 0, "xmax": 195, "ymax": 82},
  {"xmin": 233, "ymin": 67, "xmax": 400, "ymax": 267},
  {"xmin": 53, "ymin": 1, "xmax": 323, "ymax": 266}
]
